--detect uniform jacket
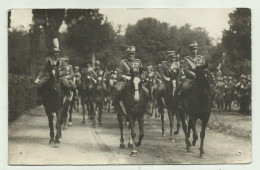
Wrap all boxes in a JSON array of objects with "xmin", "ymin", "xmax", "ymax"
[
  {"xmin": 180, "ymin": 55, "xmax": 207, "ymax": 79},
  {"xmin": 38, "ymin": 56, "xmax": 61, "ymax": 78},
  {"xmin": 161, "ymin": 60, "xmax": 180, "ymax": 80},
  {"xmin": 118, "ymin": 58, "xmax": 143, "ymax": 80}
]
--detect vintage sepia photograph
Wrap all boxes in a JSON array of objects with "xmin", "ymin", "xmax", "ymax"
[{"xmin": 7, "ymin": 8, "xmax": 251, "ymax": 165}]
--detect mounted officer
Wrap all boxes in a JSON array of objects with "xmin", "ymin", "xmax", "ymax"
[
  {"xmin": 34, "ymin": 38, "xmax": 73, "ymax": 105},
  {"xmin": 94, "ymin": 60, "xmax": 107, "ymax": 91},
  {"xmin": 74, "ymin": 66, "xmax": 82, "ymax": 88},
  {"xmin": 174, "ymin": 41, "xmax": 210, "ymax": 107},
  {"xmin": 156, "ymin": 51, "xmax": 180, "ymax": 104},
  {"xmin": 113, "ymin": 45, "xmax": 149, "ymax": 108},
  {"xmin": 60, "ymin": 56, "xmax": 78, "ymax": 100}
]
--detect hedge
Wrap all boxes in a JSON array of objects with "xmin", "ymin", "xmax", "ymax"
[{"xmin": 8, "ymin": 74, "xmax": 37, "ymax": 122}]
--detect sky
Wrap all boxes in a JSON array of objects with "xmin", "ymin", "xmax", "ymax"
[{"xmin": 10, "ymin": 8, "xmax": 235, "ymax": 43}]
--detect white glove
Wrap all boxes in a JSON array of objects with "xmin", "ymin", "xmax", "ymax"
[
  {"xmin": 164, "ymin": 77, "xmax": 170, "ymax": 81},
  {"xmin": 98, "ymin": 77, "xmax": 102, "ymax": 81},
  {"xmin": 66, "ymin": 75, "xmax": 70, "ymax": 79},
  {"xmin": 35, "ymin": 78, "xmax": 40, "ymax": 84}
]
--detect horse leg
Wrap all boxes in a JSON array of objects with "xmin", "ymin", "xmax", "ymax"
[
  {"xmin": 117, "ymin": 112, "xmax": 125, "ymax": 148},
  {"xmin": 199, "ymin": 114, "xmax": 210, "ymax": 159},
  {"xmin": 92, "ymin": 102, "xmax": 97, "ymax": 128},
  {"xmin": 167, "ymin": 109, "xmax": 174, "ymax": 141},
  {"xmin": 68, "ymin": 101, "xmax": 74, "ymax": 126},
  {"xmin": 129, "ymin": 117, "xmax": 137, "ymax": 157},
  {"xmin": 179, "ymin": 110, "xmax": 191, "ymax": 152},
  {"xmin": 136, "ymin": 116, "xmax": 144, "ymax": 147},
  {"xmin": 174, "ymin": 111, "xmax": 181, "ymax": 135},
  {"xmin": 62, "ymin": 100, "xmax": 70, "ymax": 130},
  {"xmin": 191, "ymin": 118, "xmax": 198, "ymax": 146},
  {"xmin": 159, "ymin": 107, "xmax": 165, "ymax": 137},
  {"xmin": 82, "ymin": 101, "xmax": 86, "ymax": 124},
  {"xmin": 46, "ymin": 110, "xmax": 54, "ymax": 144}
]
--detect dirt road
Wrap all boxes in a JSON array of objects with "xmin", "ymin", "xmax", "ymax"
[{"xmin": 8, "ymin": 106, "xmax": 251, "ymax": 165}]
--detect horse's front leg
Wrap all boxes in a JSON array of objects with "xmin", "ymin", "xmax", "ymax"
[
  {"xmin": 159, "ymin": 106, "xmax": 165, "ymax": 137},
  {"xmin": 117, "ymin": 112, "xmax": 125, "ymax": 148},
  {"xmin": 45, "ymin": 109, "xmax": 54, "ymax": 144},
  {"xmin": 167, "ymin": 109, "xmax": 174, "ymax": 141},
  {"xmin": 81, "ymin": 99, "xmax": 86, "ymax": 124},
  {"xmin": 92, "ymin": 101, "xmax": 97, "ymax": 128},
  {"xmin": 129, "ymin": 117, "xmax": 137, "ymax": 157},
  {"xmin": 179, "ymin": 110, "xmax": 191, "ymax": 152},
  {"xmin": 174, "ymin": 111, "xmax": 181, "ymax": 135},
  {"xmin": 68, "ymin": 100, "xmax": 74, "ymax": 126},
  {"xmin": 98, "ymin": 103, "xmax": 103, "ymax": 125},
  {"xmin": 136, "ymin": 115, "xmax": 144, "ymax": 147},
  {"xmin": 200, "ymin": 114, "xmax": 210, "ymax": 159}
]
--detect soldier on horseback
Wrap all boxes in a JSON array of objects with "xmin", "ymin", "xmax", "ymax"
[
  {"xmin": 94, "ymin": 60, "xmax": 107, "ymax": 91},
  {"xmin": 174, "ymin": 41, "xmax": 210, "ymax": 107},
  {"xmin": 157, "ymin": 51, "xmax": 180, "ymax": 102},
  {"xmin": 113, "ymin": 45, "xmax": 149, "ymax": 110},
  {"xmin": 74, "ymin": 66, "xmax": 82, "ymax": 88},
  {"xmin": 34, "ymin": 38, "xmax": 74, "ymax": 105}
]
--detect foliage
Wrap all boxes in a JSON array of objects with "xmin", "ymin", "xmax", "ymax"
[
  {"xmin": 125, "ymin": 18, "xmax": 213, "ymax": 67},
  {"xmin": 8, "ymin": 74, "xmax": 37, "ymax": 122},
  {"xmin": 222, "ymin": 8, "xmax": 251, "ymax": 75}
]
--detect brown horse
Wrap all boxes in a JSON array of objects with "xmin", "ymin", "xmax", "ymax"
[
  {"xmin": 178, "ymin": 64, "xmax": 212, "ymax": 158},
  {"xmin": 40, "ymin": 60, "xmax": 68, "ymax": 146},
  {"xmin": 92, "ymin": 76, "xmax": 107, "ymax": 126},
  {"xmin": 117, "ymin": 68, "xmax": 148, "ymax": 156},
  {"xmin": 81, "ymin": 74, "xmax": 96, "ymax": 124},
  {"xmin": 157, "ymin": 77, "xmax": 181, "ymax": 139}
]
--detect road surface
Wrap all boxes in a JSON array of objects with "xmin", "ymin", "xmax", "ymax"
[{"xmin": 8, "ymin": 105, "xmax": 251, "ymax": 165}]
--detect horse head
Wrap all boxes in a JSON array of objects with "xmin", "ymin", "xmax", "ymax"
[
  {"xmin": 47, "ymin": 59, "xmax": 61, "ymax": 93},
  {"xmin": 128, "ymin": 68, "xmax": 143, "ymax": 102},
  {"xmin": 96, "ymin": 76, "xmax": 103, "ymax": 91}
]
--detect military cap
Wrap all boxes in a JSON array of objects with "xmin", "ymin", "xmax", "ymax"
[
  {"xmin": 240, "ymin": 74, "xmax": 246, "ymax": 79},
  {"xmin": 223, "ymin": 76, "xmax": 227, "ymax": 79},
  {"xmin": 95, "ymin": 60, "xmax": 101, "ymax": 65},
  {"xmin": 74, "ymin": 66, "xmax": 79, "ymax": 70},
  {"xmin": 217, "ymin": 77, "xmax": 223, "ymax": 81},
  {"xmin": 157, "ymin": 63, "xmax": 162, "ymax": 68},
  {"xmin": 126, "ymin": 45, "xmax": 135, "ymax": 54},
  {"xmin": 189, "ymin": 41, "xmax": 198, "ymax": 49},
  {"xmin": 167, "ymin": 51, "xmax": 177, "ymax": 57}
]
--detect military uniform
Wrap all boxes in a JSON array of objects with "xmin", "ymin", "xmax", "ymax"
[
  {"xmin": 116, "ymin": 58, "xmax": 145, "ymax": 91},
  {"xmin": 74, "ymin": 67, "xmax": 82, "ymax": 88},
  {"xmin": 94, "ymin": 65, "xmax": 107, "ymax": 91},
  {"xmin": 174, "ymin": 42, "xmax": 209, "ymax": 107}
]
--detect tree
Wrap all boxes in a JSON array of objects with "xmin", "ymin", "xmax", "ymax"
[
  {"xmin": 222, "ymin": 8, "xmax": 251, "ymax": 75},
  {"xmin": 64, "ymin": 9, "xmax": 116, "ymax": 65},
  {"xmin": 125, "ymin": 18, "xmax": 212, "ymax": 66}
]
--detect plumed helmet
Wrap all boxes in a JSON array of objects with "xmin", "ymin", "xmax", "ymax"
[{"xmin": 51, "ymin": 38, "xmax": 60, "ymax": 53}]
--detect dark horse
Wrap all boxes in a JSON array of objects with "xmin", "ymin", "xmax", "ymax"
[
  {"xmin": 117, "ymin": 68, "xmax": 148, "ymax": 156},
  {"xmin": 40, "ymin": 60, "xmax": 68, "ymax": 146},
  {"xmin": 81, "ymin": 74, "xmax": 96, "ymax": 124},
  {"xmin": 157, "ymin": 77, "xmax": 181, "ymax": 139},
  {"xmin": 92, "ymin": 77, "xmax": 107, "ymax": 126},
  {"xmin": 178, "ymin": 64, "xmax": 212, "ymax": 159}
]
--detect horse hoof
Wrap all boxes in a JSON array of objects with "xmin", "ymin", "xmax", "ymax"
[
  {"xmin": 192, "ymin": 141, "xmax": 197, "ymax": 146},
  {"xmin": 136, "ymin": 141, "xmax": 141, "ymax": 147},
  {"xmin": 54, "ymin": 141, "xmax": 60, "ymax": 148},
  {"xmin": 162, "ymin": 133, "xmax": 165, "ymax": 137},
  {"xmin": 82, "ymin": 120, "xmax": 85, "ymax": 124},
  {"xmin": 68, "ymin": 122, "xmax": 72, "ymax": 127},
  {"xmin": 187, "ymin": 146, "xmax": 192, "ymax": 153},
  {"xmin": 63, "ymin": 126, "xmax": 67, "ymax": 130},
  {"xmin": 130, "ymin": 150, "xmax": 138, "ymax": 157},
  {"xmin": 200, "ymin": 153, "xmax": 206, "ymax": 159},
  {"xmin": 174, "ymin": 131, "xmax": 179, "ymax": 135},
  {"xmin": 119, "ymin": 144, "xmax": 125, "ymax": 149},
  {"xmin": 128, "ymin": 143, "xmax": 133, "ymax": 148},
  {"xmin": 99, "ymin": 122, "xmax": 102, "ymax": 126},
  {"xmin": 49, "ymin": 139, "xmax": 54, "ymax": 145},
  {"xmin": 170, "ymin": 138, "xmax": 176, "ymax": 143}
]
